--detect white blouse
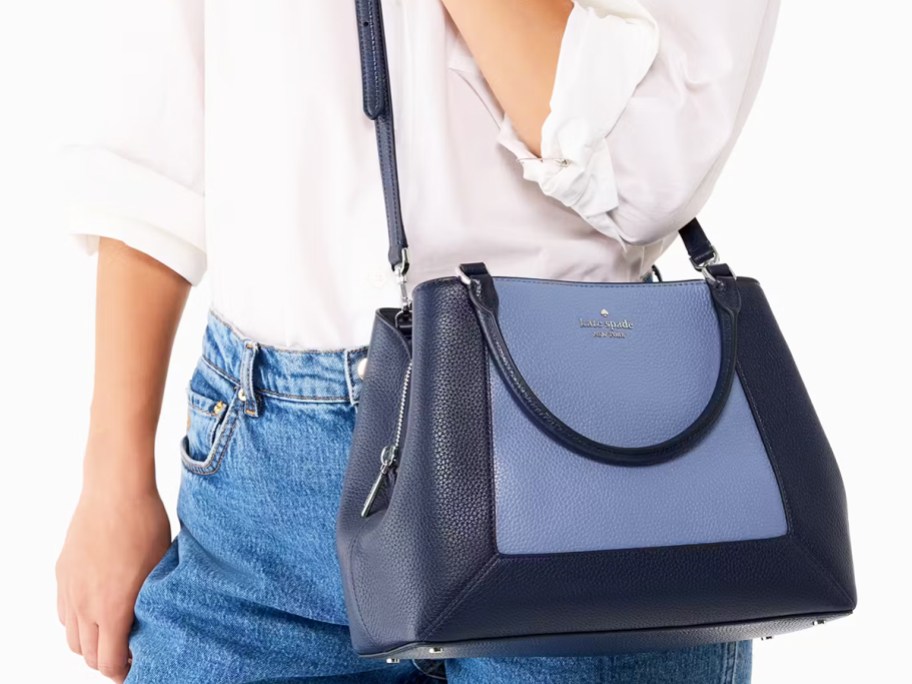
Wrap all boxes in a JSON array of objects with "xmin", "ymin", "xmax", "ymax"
[{"xmin": 56, "ymin": 0, "xmax": 780, "ymax": 350}]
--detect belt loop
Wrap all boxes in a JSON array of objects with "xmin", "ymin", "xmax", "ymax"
[
  {"xmin": 344, "ymin": 347, "xmax": 367, "ymax": 407},
  {"xmin": 239, "ymin": 339, "xmax": 260, "ymax": 417}
]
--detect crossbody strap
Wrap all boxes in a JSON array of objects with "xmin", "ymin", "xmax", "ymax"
[
  {"xmin": 354, "ymin": 0, "xmax": 723, "ymax": 281},
  {"xmin": 355, "ymin": 0, "xmax": 409, "ymax": 276}
]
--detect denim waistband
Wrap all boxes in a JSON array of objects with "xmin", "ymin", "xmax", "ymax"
[{"xmin": 200, "ymin": 310, "xmax": 369, "ymax": 409}]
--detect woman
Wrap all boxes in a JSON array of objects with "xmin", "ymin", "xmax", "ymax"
[{"xmin": 55, "ymin": 1, "xmax": 778, "ymax": 682}]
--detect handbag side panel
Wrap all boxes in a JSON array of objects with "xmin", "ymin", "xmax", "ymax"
[{"xmin": 337, "ymin": 280, "xmax": 499, "ymax": 654}]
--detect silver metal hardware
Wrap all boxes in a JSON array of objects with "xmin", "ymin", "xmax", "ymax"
[
  {"xmin": 456, "ymin": 265, "xmax": 472, "ymax": 286},
  {"xmin": 428, "ymin": 647, "xmax": 443, "ymax": 654},
  {"xmin": 691, "ymin": 251, "xmax": 720, "ymax": 285},
  {"xmin": 356, "ymin": 356, "xmax": 368, "ymax": 380},
  {"xmin": 237, "ymin": 388, "xmax": 247, "ymax": 402},
  {"xmin": 690, "ymin": 250, "xmax": 735, "ymax": 285},
  {"xmin": 386, "ymin": 658, "xmax": 401, "ymax": 664},
  {"xmin": 361, "ymin": 362, "xmax": 413, "ymax": 517},
  {"xmin": 813, "ymin": 619, "xmax": 826, "ymax": 626},
  {"xmin": 395, "ymin": 248, "xmax": 412, "ymax": 311},
  {"xmin": 360, "ymin": 445, "xmax": 398, "ymax": 518},
  {"xmin": 692, "ymin": 253, "xmax": 719, "ymax": 271}
]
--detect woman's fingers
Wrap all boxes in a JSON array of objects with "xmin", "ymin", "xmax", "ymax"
[
  {"xmin": 55, "ymin": 486, "xmax": 170, "ymax": 679},
  {"xmin": 65, "ymin": 606, "xmax": 81, "ymax": 655},
  {"xmin": 97, "ymin": 614, "xmax": 133, "ymax": 682},
  {"xmin": 57, "ymin": 585, "xmax": 67, "ymax": 626},
  {"xmin": 79, "ymin": 619, "xmax": 100, "ymax": 669}
]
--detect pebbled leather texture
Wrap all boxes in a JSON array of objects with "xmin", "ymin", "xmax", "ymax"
[
  {"xmin": 488, "ymin": 274, "xmax": 785, "ymax": 553},
  {"xmin": 734, "ymin": 281, "xmax": 856, "ymax": 606},
  {"xmin": 494, "ymin": 277, "xmax": 723, "ymax": 447},
  {"xmin": 336, "ymin": 275, "xmax": 856, "ymax": 655},
  {"xmin": 337, "ymin": 280, "xmax": 497, "ymax": 651},
  {"xmin": 491, "ymin": 363, "xmax": 788, "ymax": 554},
  {"xmin": 340, "ymin": 0, "xmax": 856, "ymax": 658},
  {"xmin": 335, "ymin": 308, "xmax": 411, "ymax": 652}
]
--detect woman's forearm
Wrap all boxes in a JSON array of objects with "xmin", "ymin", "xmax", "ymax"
[
  {"xmin": 442, "ymin": 0, "xmax": 573, "ymax": 156},
  {"xmin": 84, "ymin": 238, "xmax": 190, "ymax": 493}
]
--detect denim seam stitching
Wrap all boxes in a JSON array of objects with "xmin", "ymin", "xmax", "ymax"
[
  {"xmin": 343, "ymin": 349, "xmax": 357, "ymax": 407},
  {"xmin": 187, "ymin": 404, "xmax": 219, "ymax": 418},
  {"xmin": 728, "ymin": 641, "xmax": 739, "ymax": 684},
  {"xmin": 180, "ymin": 397, "xmax": 241, "ymax": 476},
  {"xmin": 200, "ymin": 356, "xmax": 240, "ymax": 386},
  {"xmin": 183, "ymin": 410, "xmax": 238, "ymax": 476},
  {"xmin": 199, "ymin": 356, "xmax": 351, "ymax": 403},
  {"xmin": 258, "ymin": 388, "xmax": 350, "ymax": 403},
  {"xmin": 720, "ymin": 640, "xmax": 735, "ymax": 683}
]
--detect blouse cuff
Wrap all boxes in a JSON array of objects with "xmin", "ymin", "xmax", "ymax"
[
  {"xmin": 57, "ymin": 145, "xmax": 206, "ymax": 284},
  {"xmin": 495, "ymin": 0, "xmax": 659, "ymax": 232}
]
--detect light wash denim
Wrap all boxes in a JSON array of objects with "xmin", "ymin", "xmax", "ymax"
[{"xmin": 125, "ymin": 309, "xmax": 752, "ymax": 683}]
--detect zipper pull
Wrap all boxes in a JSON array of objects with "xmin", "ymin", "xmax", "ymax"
[
  {"xmin": 360, "ymin": 445, "xmax": 399, "ymax": 518},
  {"xmin": 359, "ymin": 361, "xmax": 412, "ymax": 518}
]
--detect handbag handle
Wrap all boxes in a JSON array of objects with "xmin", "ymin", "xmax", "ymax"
[
  {"xmin": 459, "ymin": 261, "xmax": 741, "ymax": 466},
  {"xmin": 354, "ymin": 0, "xmax": 724, "ymax": 277},
  {"xmin": 355, "ymin": 0, "xmax": 741, "ymax": 465}
]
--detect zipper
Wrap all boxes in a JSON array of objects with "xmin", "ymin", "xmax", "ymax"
[{"xmin": 361, "ymin": 362, "xmax": 413, "ymax": 517}]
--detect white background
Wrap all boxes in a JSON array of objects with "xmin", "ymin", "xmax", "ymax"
[{"xmin": 1, "ymin": 1, "xmax": 910, "ymax": 682}]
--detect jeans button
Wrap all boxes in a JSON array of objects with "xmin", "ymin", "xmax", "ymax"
[{"xmin": 356, "ymin": 357, "xmax": 368, "ymax": 380}]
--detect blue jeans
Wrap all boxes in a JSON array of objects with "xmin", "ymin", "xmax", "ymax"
[{"xmin": 125, "ymin": 310, "xmax": 752, "ymax": 683}]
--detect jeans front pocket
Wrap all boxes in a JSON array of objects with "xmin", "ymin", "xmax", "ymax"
[{"xmin": 180, "ymin": 360, "xmax": 241, "ymax": 476}]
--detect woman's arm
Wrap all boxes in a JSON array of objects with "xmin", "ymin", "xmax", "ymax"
[
  {"xmin": 453, "ymin": 0, "xmax": 780, "ymax": 252},
  {"xmin": 442, "ymin": 0, "xmax": 573, "ymax": 156},
  {"xmin": 56, "ymin": 238, "xmax": 189, "ymax": 683}
]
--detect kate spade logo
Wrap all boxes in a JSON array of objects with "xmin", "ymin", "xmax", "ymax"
[{"xmin": 578, "ymin": 308, "xmax": 633, "ymax": 339}]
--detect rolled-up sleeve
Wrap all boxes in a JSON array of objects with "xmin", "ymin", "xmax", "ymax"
[
  {"xmin": 496, "ymin": 0, "xmax": 780, "ymax": 248},
  {"xmin": 56, "ymin": 0, "xmax": 206, "ymax": 283}
]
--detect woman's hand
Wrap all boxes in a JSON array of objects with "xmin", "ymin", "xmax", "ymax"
[
  {"xmin": 57, "ymin": 238, "xmax": 190, "ymax": 681},
  {"xmin": 56, "ymin": 440, "xmax": 172, "ymax": 683}
]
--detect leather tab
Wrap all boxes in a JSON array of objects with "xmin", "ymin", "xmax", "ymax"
[
  {"xmin": 459, "ymin": 262, "xmax": 498, "ymax": 314},
  {"xmin": 680, "ymin": 218, "xmax": 718, "ymax": 268}
]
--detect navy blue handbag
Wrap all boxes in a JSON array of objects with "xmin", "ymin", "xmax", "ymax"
[{"xmin": 336, "ymin": 0, "xmax": 856, "ymax": 661}]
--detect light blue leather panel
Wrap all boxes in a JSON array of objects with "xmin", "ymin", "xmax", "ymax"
[
  {"xmin": 489, "ymin": 277, "xmax": 788, "ymax": 554},
  {"xmin": 493, "ymin": 278, "xmax": 723, "ymax": 447}
]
